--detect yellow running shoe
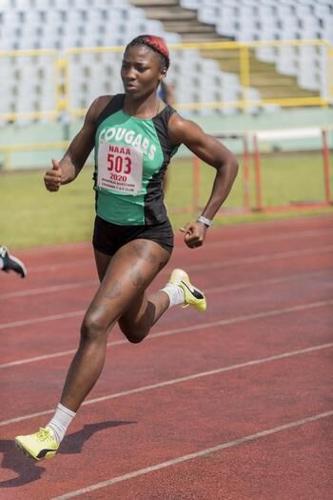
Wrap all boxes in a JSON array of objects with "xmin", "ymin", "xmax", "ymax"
[
  {"xmin": 169, "ymin": 268, "xmax": 207, "ymax": 312},
  {"xmin": 15, "ymin": 427, "xmax": 59, "ymax": 461}
]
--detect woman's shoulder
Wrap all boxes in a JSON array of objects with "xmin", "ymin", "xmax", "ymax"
[
  {"xmin": 168, "ymin": 111, "xmax": 204, "ymax": 145},
  {"xmin": 167, "ymin": 110, "xmax": 187, "ymax": 134},
  {"xmin": 91, "ymin": 94, "xmax": 115, "ymax": 114},
  {"xmin": 90, "ymin": 94, "xmax": 125, "ymax": 125}
]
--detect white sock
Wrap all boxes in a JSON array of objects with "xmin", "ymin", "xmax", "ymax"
[
  {"xmin": 47, "ymin": 403, "xmax": 76, "ymax": 444},
  {"xmin": 161, "ymin": 283, "xmax": 185, "ymax": 308}
]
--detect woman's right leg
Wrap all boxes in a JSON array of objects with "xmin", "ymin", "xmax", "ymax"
[
  {"xmin": 59, "ymin": 251, "xmax": 114, "ymax": 412},
  {"xmin": 60, "ymin": 240, "xmax": 170, "ymax": 412},
  {"xmin": 15, "ymin": 250, "xmax": 123, "ymax": 459},
  {"xmin": 15, "ymin": 240, "xmax": 170, "ymax": 460}
]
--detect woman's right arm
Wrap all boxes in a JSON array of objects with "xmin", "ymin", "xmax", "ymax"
[{"xmin": 44, "ymin": 96, "xmax": 111, "ymax": 192}]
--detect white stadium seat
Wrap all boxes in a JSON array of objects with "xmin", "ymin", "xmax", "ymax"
[
  {"xmin": 183, "ymin": 0, "xmax": 332, "ymax": 95},
  {"xmin": 1, "ymin": 0, "xmax": 331, "ymax": 122}
]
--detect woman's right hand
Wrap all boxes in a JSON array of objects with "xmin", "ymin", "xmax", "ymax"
[{"xmin": 44, "ymin": 159, "xmax": 63, "ymax": 192}]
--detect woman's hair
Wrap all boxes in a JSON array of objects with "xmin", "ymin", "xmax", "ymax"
[{"xmin": 125, "ymin": 35, "xmax": 170, "ymax": 70}]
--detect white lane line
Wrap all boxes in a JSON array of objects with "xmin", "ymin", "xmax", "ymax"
[
  {"xmin": 27, "ymin": 258, "xmax": 92, "ymax": 273},
  {"xmin": 53, "ymin": 409, "xmax": 333, "ymax": 499},
  {"xmin": 11, "ymin": 232, "xmax": 333, "ymax": 274},
  {"xmin": 1, "ymin": 342, "xmax": 332, "ymax": 427},
  {"xmin": 0, "ymin": 280, "xmax": 97, "ymax": 300},
  {"xmin": 204, "ymin": 228, "xmax": 332, "ymax": 250},
  {"xmin": 20, "ymin": 225, "xmax": 333, "ymax": 263},
  {"xmin": 25, "ymin": 244, "xmax": 333, "ymax": 279},
  {"xmin": 0, "ymin": 311, "xmax": 84, "ymax": 330},
  {"xmin": 0, "ymin": 338, "xmax": 126, "ymax": 369},
  {"xmin": 1, "ymin": 267, "xmax": 332, "ymax": 301},
  {"xmin": 1, "ymin": 299, "xmax": 332, "ymax": 369},
  {"xmin": 205, "ymin": 269, "xmax": 333, "ymax": 293},
  {"xmin": 1, "ymin": 251, "xmax": 332, "ymax": 330},
  {"xmin": 188, "ymin": 245, "xmax": 333, "ymax": 273}
]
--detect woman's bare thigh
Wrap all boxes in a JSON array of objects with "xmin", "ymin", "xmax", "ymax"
[{"xmin": 88, "ymin": 239, "xmax": 171, "ymax": 328}]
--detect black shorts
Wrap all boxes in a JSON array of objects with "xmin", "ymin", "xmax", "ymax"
[{"xmin": 92, "ymin": 215, "xmax": 174, "ymax": 256}]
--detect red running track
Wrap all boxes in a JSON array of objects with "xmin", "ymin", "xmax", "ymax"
[{"xmin": 0, "ymin": 214, "xmax": 332, "ymax": 499}]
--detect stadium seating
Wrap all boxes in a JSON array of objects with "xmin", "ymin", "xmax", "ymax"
[
  {"xmin": 0, "ymin": 0, "xmax": 262, "ymax": 122},
  {"xmin": 180, "ymin": 0, "xmax": 333, "ymax": 95},
  {"xmin": 1, "ymin": 0, "xmax": 330, "ymax": 123},
  {"xmin": 181, "ymin": 0, "xmax": 333, "ymax": 44}
]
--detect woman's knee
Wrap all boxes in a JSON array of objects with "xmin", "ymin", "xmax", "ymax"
[
  {"xmin": 118, "ymin": 322, "xmax": 148, "ymax": 344},
  {"xmin": 80, "ymin": 311, "xmax": 110, "ymax": 342}
]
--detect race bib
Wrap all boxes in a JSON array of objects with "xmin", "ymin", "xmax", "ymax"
[{"xmin": 97, "ymin": 143, "xmax": 143, "ymax": 195}]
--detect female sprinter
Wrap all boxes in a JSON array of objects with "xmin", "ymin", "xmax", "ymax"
[{"xmin": 15, "ymin": 35, "xmax": 238, "ymax": 460}]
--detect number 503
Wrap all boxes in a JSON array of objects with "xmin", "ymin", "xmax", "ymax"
[{"xmin": 107, "ymin": 154, "xmax": 132, "ymax": 174}]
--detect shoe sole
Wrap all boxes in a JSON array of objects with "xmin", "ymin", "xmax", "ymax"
[
  {"xmin": 15, "ymin": 440, "xmax": 56, "ymax": 461},
  {"xmin": 15, "ymin": 440, "xmax": 40, "ymax": 461}
]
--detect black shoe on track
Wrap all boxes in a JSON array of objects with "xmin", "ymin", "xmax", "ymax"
[{"xmin": 0, "ymin": 246, "xmax": 27, "ymax": 278}]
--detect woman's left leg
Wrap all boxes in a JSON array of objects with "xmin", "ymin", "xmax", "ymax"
[
  {"xmin": 118, "ymin": 285, "xmax": 171, "ymax": 344},
  {"xmin": 116, "ymin": 241, "xmax": 178, "ymax": 343}
]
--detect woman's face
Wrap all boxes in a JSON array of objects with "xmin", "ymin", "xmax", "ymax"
[{"xmin": 121, "ymin": 45, "xmax": 164, "ymax": 98}]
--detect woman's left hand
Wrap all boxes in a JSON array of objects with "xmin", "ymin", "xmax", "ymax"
[{"xmin": 180, "ymin": 221, "xmax": 208, "ymax": 249}]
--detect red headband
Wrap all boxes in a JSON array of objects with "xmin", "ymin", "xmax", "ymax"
[{"xmin": 142, "ymin": 35, "xmax": 170, "ymax": 64}]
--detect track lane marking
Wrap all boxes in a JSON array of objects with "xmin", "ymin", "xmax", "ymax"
[
  {"xmin": 18, "ymin": 224, "xmax": 333, "ymax": 261},
  {"xmin": 0, "ymin": 280, "xmax": 97, "ymax": 300},
  {"xmin": 1, "ymin": 341, "xmax": 332, "ymax": 427},
  {"xmin": 1, "ymin": 299, "xmax": 332, "ymax": 369},
  {"xmin": 1, "ymin": 267, "xmax": 332, "ymax": 301},
  {"xmin": 8, "ymin": 238, "xmax": 333, "ymax": 275},
  {"xmin": 187, "ymin": 245, "xmax": 333, "ymax": 272},
  {"xmin": 0, "ymin": 310, "xmax": 84, "ymax": 330},
  {"xmin": 53, "ymin": 409, "xmax": 333, "ymax": 499},
  {"xmin": 1, "ymin": 253, "xmax": 333, "ymax": 329},
  {"xmin": 203, "ymin": 228, "xmax": 332, "ymax": 250}
]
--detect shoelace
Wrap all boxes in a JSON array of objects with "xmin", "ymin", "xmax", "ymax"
[{"xmin": 36, "ymin": 428, "xmax": 52, "ymax": 441}]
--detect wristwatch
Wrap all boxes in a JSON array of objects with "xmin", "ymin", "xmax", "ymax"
[{"xmin": 196, "ymin": 215, "xmax": 212, "ymax": 227}]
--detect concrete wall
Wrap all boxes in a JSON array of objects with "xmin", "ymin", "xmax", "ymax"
[{"xmin": 1, "ymin": 107, "xmax": 332, "ymax": 170}]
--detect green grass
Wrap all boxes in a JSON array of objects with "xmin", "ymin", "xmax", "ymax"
[
  {"xmin": 1, "ymin": 152, "xmax": 332, "ymax": 249},
  {"xmin": 167, "ymin": 152, "xmax": 333, "ymax": 224},
  {"xmin": 0, "ymin": 169, "xmax": 95, "ymax": 249}
]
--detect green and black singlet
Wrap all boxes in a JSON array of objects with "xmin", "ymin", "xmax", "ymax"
[{"xmin": 94, "ymin": 94, "xmax": 179, "ymax": 226}]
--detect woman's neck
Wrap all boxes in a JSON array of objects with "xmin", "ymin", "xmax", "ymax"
[{"xmin": 123, "ymin": 93, "xmax": 160, "ymax": 119}]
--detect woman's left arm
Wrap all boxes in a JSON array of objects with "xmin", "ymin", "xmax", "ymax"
[{"xmin": 168, "ymin": 113, "xmax": 239, "ymax": 248}]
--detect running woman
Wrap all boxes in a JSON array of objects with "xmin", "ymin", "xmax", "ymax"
[{"xmin": 15, "ymin": 35, "xmax": 238, "ymax": 460}]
